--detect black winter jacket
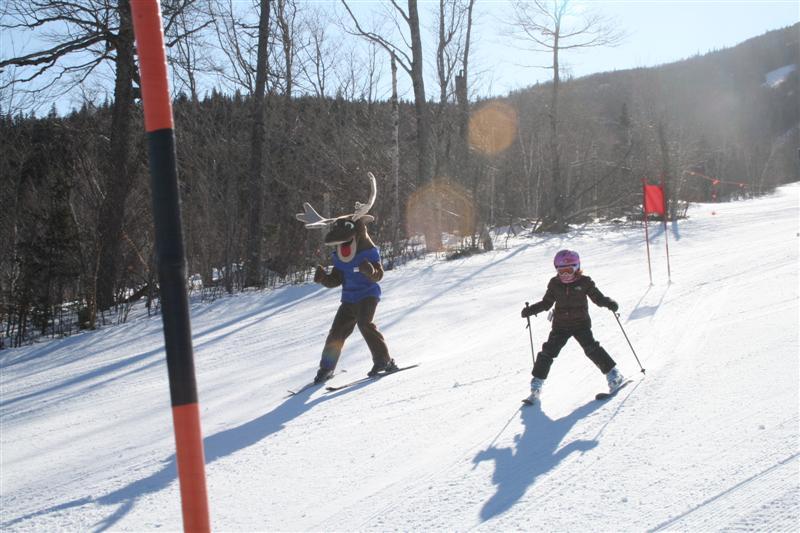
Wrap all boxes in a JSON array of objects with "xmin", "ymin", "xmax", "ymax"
[{"xmin": 529, "ymin": 275, "xmax": 614, "ymax": 330}]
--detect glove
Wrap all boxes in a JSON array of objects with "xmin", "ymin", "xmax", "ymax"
[
  {"xmin": 359, "ymin": 260, "xmax": 376, "ymax": 279},
  {"xmin": 521, "ymin": 305, "xmax": 535, "ymax": 318},
  {"xmin": 313, "ymin": 265, "xmax": 326, "ymax": 283},
  {"xmin": 606, "ymin": 299, "xmax": 619, "ymax": 312}
]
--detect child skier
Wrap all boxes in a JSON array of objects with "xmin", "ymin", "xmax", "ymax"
[{"xmin": 521, "ymin": 249, "xmax": 625, "ymax": 403}]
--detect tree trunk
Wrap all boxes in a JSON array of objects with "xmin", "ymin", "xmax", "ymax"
[
  {"xmin": 408, "ymin": 0, "xmax": 440, "ymax": 250},
  {"xmin": 391, "ymin": 53, "xmax": 401, "ymax": 250},
  {"xmin": 95, "ymin": 0, "xmax": 136, "ymax": 310},
  {"xmin": 657, "ymin": 121, "xmax": 673, "ymax": 221},
  {"xmin": 548, "ymin": 27, "xmax": 565, "ymax": 233},
  {"xmin": 244, "ymin": 0, "xmax": 271, "ymax": 288},
  {"xmin": 408, "ymin": 0, "xmax": 432, "ymax": 186}
]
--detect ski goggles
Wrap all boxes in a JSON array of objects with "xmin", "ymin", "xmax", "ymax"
[{"xmin": 556, "ymin": 265, "xmax": 578, "ymax": 276}]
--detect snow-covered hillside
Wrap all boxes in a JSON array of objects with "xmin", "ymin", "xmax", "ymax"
[{"xmin": 2, "ymin": 184, "xmax": 798, "ymax": 532}]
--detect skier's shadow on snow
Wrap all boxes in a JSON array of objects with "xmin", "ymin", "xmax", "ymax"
[
  {"xmin": 473, "ymin": 400, "xmax": 603, "ymax": 522},
  {"xmin": 2, "ymin": 388, "xmax": 335, "ymax": 531}
]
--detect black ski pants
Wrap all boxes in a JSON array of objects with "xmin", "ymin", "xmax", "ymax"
[
  {"xmin": 532, "ymin": 327, "xmax": 615, "ymax": 380},
  {"xmin": 319, "ymin": 297, "xmax": 390, "ymax": 371}
]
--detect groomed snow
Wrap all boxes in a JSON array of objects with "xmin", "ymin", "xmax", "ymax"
[{"xmin": 2, "ymin": 183, "xmax": 799, "ymax": 531}]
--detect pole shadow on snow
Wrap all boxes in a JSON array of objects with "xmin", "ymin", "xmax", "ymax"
[
  {"xmin": 1, "ymin": 387, "xmax": 336, "ymax": 531},
  {"xmin": 646, "ymin": 218, "xmax": 680, "ymax": 242},
  {"xmin": 671, "ymin": 218, "xmax": 681, "ymax": 241},
  {"xmin": 628, "ymin": 285, "xmax": 670, "ymax": 322},
  {"xmin": 472, "ymin": 399, "xmax": 604, "ymax": 522}
]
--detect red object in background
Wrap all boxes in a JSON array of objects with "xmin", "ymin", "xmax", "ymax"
[
  {"xmin": 643, "ymin": 183, "xmax": 666, "ymax": 215},
  {"xmin": 640, "ymin": 179, "xmax": 672, "ymax": 285}
]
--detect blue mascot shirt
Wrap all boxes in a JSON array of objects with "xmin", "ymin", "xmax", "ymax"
[{"xmin": 332, "ymin": 247, "xmax": 382, "ymax": 303}]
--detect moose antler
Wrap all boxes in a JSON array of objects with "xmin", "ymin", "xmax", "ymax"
[
  {"xmin": 296, "ymin": 202, "xmax": 333, "ymax": 228},
  {"xmin": 296, "ymin": 172, "xmax": 377, "ymax": 228},
  {"xmin": 353, "ymin": 172, "xmax": 377, "ymax": 221}
]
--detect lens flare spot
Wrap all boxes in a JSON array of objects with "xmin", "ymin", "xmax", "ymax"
[
  {"xmin": 406, "ymin": 178, "xmax": 476, "ymax": 246},
  {"xmin": 468, "ymin": 101, "xmax": 518, "ymax": 156}
]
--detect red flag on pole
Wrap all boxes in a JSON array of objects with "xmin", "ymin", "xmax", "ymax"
[
  {"xmin": 640, "ymin": 179, "xmax": 672, "ymax": 285},
  {"xmin": 643, "ymin": 183, "xmax": 666, "ymax": 215}
]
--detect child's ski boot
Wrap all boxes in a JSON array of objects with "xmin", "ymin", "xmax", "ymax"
[
  {"xmin": 523, "ymin": 377, "xmax": 544, "ymax": 405},
  {"xmin": 606, "ymin": 367, "xmax": 625, "ymax": 392}
]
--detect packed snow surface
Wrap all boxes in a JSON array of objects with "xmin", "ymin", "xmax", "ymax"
[{"xmin": 2, "ymin": 184, "xmax": 799, "ymax": 531}]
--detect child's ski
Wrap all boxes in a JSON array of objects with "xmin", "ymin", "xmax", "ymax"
[
  {"xmin": 595, "ymin": 379, "xmax": 632, "ymax": 401},
  {"xmin": 325, "ymin": 364, "xmax": 419, "ymax": 392}
]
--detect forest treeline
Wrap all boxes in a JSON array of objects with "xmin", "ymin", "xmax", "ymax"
[{"xmin": 1, "ymin": 11, "xmax": 797, "ymax": 347}]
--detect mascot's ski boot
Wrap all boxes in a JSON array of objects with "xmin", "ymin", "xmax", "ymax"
[
  {"xmin": 314, "ymin": 367, "xmax": 334, "ymax": 384},
  {"xmin": 367, "ymin": 358, "xmax": 399, "ymax": 377}
]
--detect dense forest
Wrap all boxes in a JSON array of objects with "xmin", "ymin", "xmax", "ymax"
[{"xmin": 0, "ymin": 0, "xmax": 797, "ymax": 348}]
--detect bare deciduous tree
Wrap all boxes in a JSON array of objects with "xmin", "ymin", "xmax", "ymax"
[
  {"xmin": 243, "ymin": 0, "xmax": 272, "ymax": 287},
  {"xmin": 341, "ymin": 0, "xmax": 438, "ymax": 249},
  {"xmin": 340, "ymin": 1, "xmax": 433, "ymax": 185},
  {"xmin": 1, "ymin": 0, "xmax": 212, "ymax": 313},
  {"xmin": 508, "ymin": 0, "xmax": 624, "ymax": 232}
]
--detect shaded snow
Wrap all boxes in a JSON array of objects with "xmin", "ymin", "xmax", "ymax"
[{"xmin": 2, "ymin": 183, "xmax": 799, "ymax": 531}]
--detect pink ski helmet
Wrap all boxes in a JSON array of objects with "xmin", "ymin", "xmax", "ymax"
[{"xmin": 554, "ymin": 249, "xmax": 580, "ymax": 283}]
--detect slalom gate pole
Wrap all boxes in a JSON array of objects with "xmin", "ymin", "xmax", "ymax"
[
  {"xmin": 613, "ymin": 312, "xmax": 646, "ymax": 375},
  {"xmin": 660, "ymin": 176, "xmax": 672, "ymax": 283},
  {"xmin": 663, "ymin": 216, "xmax": 672, "ymax": 283},
  {"xmin": 642, "ymin": 181, "xmax": 653, "ymax": 286},
  {"xmin": 130, "ymin": 2, "xmax": 210, "ymax": 532},
  {"xmin": 524, "ymin": 302, "xmax": 535, "ymax": 366}
]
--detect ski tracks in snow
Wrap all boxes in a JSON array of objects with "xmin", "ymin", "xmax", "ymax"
[{"xmin": 651, "ymin": 452, "xmax": 800, "ymax": 532}]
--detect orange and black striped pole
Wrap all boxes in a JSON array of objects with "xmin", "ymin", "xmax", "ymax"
[{"xmin": 130, "ymin": 1, "xmax": 211, "ymax": 531}]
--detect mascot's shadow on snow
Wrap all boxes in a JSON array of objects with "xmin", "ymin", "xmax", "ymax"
[{"xmin": 472, "ymin": 400, "xmax": 603, "ymax": 522}]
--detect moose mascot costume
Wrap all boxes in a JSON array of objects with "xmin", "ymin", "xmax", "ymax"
[{"xmin": 296, "ymin": 173, "xmax": 398, "ymax": 384}]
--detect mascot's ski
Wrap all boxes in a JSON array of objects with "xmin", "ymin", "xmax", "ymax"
[
  {"xmin": 325, "ymin": 364, "xmax": 419, "ymax": 392},
  {"xmin": 286, "ymin": 370, "xmax": 346, "ymax": 397}
]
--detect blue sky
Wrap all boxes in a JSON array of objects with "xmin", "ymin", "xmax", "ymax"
[
  {"xmin": 465, "ymin": 0, "xmax": 799, "ymax": 94},
  {"xmin": 2, "ymin": 0, "xmax": 797, "ymax": 114}
]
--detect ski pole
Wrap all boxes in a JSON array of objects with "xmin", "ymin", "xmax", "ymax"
[
  {"xmin": 524, "ymin": 302, "xmax": 535, "ymax": 365},
  {"xmin": 613, "ymin": 312, "xmax": 646, "ymax": 375}
]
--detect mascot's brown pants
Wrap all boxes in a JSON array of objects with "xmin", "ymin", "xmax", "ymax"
[{"xmin": 319, "ymin": 297, "xmax": 390, "ymax": 370}]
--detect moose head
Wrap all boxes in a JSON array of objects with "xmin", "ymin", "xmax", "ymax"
[{"xmin": 296, "ymin": 172, "xmax": 377, "ymax": 263}]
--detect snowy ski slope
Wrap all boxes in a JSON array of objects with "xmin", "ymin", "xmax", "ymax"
[{"xmin": 2, "ymin": 183, "xmax": 798, "ymax": 531}]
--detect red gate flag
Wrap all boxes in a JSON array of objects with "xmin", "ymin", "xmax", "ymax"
[{"xmin": 643, "ymin": 182, "xmax": 666, "ymax": 215}]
